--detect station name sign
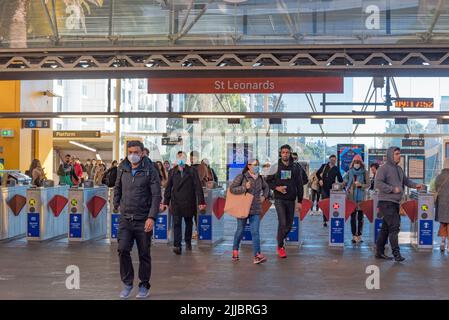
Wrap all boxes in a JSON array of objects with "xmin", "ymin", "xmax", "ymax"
[
  {"xmin": 148, "ymin": 77, "xmax": 344, "ymax": 94},
  {"xmin": 394, "ymin": 98, "xmax": 434, "ymax": 109},
  {"xmin": 53, "ymin": 131, "xmax": 101, "ymax": 138}
]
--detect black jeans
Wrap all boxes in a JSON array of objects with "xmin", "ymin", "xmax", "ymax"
[
  {"xmin": 311, "ymin": 189, "xmax": 320, "ymax": 210},
  {"xmin": 321, "ymin": 188, "xmax": 330, "ymax": 222},
  {"xmin": 376, "ymin": 201, "xmax": 401, "ymax": 256},
  {"xmin": 173, "ymin": 215, "xmax": 194, "ymax": 247},
  {"xmin": 274, "ymin": 199, "xmax": 296, "ymax": 247},
  {"xmin": 117, "ymin": 217, "xmax": 152, "ymax": 289},
  {"xmin": 351, "ymin": 210, "xmax": 364, "ymax": 236}
]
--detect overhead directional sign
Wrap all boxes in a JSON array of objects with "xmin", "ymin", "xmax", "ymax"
[
  {"xmin": 402, "ymin": 139, "xmax": 425, "ymax": 147},
  {"xmin": 22, "ymin": 119, "xmax": 51, "ymax": 129}
]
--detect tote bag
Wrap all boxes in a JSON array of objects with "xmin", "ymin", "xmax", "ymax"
[{"xmin": 224, "ymin": 177, "xmax": 254, "ymax": 219}]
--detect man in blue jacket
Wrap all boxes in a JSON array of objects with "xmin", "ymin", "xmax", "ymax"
[
  {"xmin": 113, "ymin": 140, "xmax": 161, "ymax": 299},
  {"xmin": 375, "ymin": 146, "xmax": 423, "ymax": 262}
]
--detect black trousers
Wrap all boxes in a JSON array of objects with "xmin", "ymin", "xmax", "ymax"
[
  {"xmin": 311, "ymin": 189, "xmax": 320, "ymax": 210},
  {"xmin": 376, "ymin": 201, "xmax": 401, "ymax": 256},
  {"xmin": 173, "ymin": 215, "xmax": 194, "ymax": 247},
  {"xmin": 274, "ymin": 199, "xmax": 296, "ymax": 248},
  {"xmin": 117, "ymin": 218, "xmax": 152, "ymax": 289},
  {"xmin": 351, "ymin": 210, "xmax": 364, "ymax": 236},
  {"xmin": 321, "ymin": 188, "xmax": 330, "ymax": 222}
]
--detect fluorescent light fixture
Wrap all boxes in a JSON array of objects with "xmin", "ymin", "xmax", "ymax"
[
  {"xmin": 69, "ymin": 141, "xmax": 97, "ymax": 152},
  {"xmin": 442, "ymin": 116, "xmax": 449, "ymax": 119},
  {"xmin": 58, "ymin": 114, "xmax": 118, "ymax": 118},
  {"xmin": 95, "ymin": 153, "xmax": 102, "ymax": 160},
  {"xmin": 182, "ymin": 115, "xmax": 245, "ymax": 119},
  {"xmin": 311, "ymin": 115, "xmax": 376, "ymax": 119}
]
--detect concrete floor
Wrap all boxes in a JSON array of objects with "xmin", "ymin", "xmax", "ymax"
[{"xmin": 0, "ymin": 210, "xmax": 448, "ymax": 300}]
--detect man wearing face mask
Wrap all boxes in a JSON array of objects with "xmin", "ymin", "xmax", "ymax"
[
  {"xmin": 316, "ymin": 155, "xmax": 344, "ymax": 227},
  {"xmin": 266, "ymin": 144, "xmax": 304, "ymax": 259},
  {"xmin": 161, "ymin": 151, "xmax": 206, "ymax": 255},
  {"xmin": 375, "ymin": 146, "xmax": 423, "ymax": 262},
  {"xmin": 113, "ymin": 140, "xmax": 161, "ymax": 299}
]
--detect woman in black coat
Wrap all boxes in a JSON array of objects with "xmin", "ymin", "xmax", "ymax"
[{"xmin": 161, "ymin": 152, "xmax": 206, "ymax": 255}]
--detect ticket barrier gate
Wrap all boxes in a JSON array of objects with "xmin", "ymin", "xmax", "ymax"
[
  {"xmin": 359, "ymin": 191, "xmax": 382, "ymax": 247},
  {"xmin": 402, "ymin": 190, "xmax": 435, "ymax": 250},
  {"xmin": 0, "ymin": 186, "xmax": 29, "ymax": 240},
  {"xmin": 319, "ymin": 187, "xmax": 357, "ymax": 247},
  {"xmin": 68, "ymin": 186, "xmax": 108, "ymax": 242},
  {"xmin": 26, "ymin": 186, "xmax": 69, "ymax": 241},
  {"xmin": 198, "ymin": 188, "xmax": 224, "ymax": 245},
  {"xmin": 241, "ymin": 199, "xmax": 313, "ymax": 247},
  {"xmin": 107, "ymin": 188, "xmax": 120, "ymax": 243}
]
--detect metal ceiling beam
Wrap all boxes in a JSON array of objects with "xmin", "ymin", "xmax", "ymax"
[{"xmin": 3, "ymin": 111, "xmax": 449, "ymax": 119}]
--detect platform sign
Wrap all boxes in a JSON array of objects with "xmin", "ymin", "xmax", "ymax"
[
  {"xmin": 198, "ymin": 215, "xmax": 212, "ymax": 241},
  {"xmin": 69, "ymin": 214, "xmax": 82, "ymax": 238},
  {"xmin": 111, "ymin": 214, "xmax": 120, "ymax": 239},
  {"xmin": 419, "ymin": 220, "xmax": 433, "ymax": 246},
  {"xmin": 286, "ymin": 217, "xmax": 299, "ymax": 242},
  {"xmin": 154, "ymin": 214, "xmax": 168, "ymax": 240},
  {"xmin": 22, "ymin": 119, "xmax": 51, "ymax": 129},
  {"xmin": 27, "ymin": 213, "xmax": 40, "ymax": 237}
]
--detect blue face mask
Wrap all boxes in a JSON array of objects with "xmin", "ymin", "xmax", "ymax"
[
  {"xmin": 177, "ymin": 159, "xmax": 186, "ymax": 167},
  {"xmin": 253, "ymin": 166, "xmax": 260, "ymax": 174}
]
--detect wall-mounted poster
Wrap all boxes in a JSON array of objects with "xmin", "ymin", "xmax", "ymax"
[
  {"xmin": 337, "ymin": 144, "xmax": 365, "ymax": 176},
  {"xmin": 408, "ymin": 156, "xmax": 425, "ymax": 180}
]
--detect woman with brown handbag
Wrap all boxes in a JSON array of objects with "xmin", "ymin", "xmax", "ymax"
[{"xmin": 229, "ymin": 159, "xmax": 270, "ymax": 264}]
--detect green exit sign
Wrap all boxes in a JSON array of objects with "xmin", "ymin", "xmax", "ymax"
[{"xmin": 1, "ymin": 129, "xmax": 14, "ymax": 137}]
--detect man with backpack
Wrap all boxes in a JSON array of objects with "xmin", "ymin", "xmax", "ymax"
[
  {"xmin": 266, "ymin": 144, "xmax": 304, "ymax": 259},
  {"xmin": 113, "ymin": 141, "xmax": 161, "ymax": 299}
]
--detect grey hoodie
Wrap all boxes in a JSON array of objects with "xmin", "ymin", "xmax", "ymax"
[{"xmin": 375, "ymin": 146, "xmax": 418, "ymax": 204}]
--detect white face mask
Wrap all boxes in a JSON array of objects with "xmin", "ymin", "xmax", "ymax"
[
  {"xmin": 128, "ymin": 153, "xmax": 141, "ymax": 164},
  {"xmin": 354, "ymin": 164, "xmax": 361, "ymax": 170}
]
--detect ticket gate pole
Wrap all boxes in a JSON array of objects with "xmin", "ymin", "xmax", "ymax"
[
  {"xmin": 411, "ymin": 190, "xmax": 435, "ymax": 251},
  {"xmin": 198, "ymin": 188, "xmax": 224, "ymax": 246},
  {"xmin": 153, "ymin": 208, "xmax": 169, "ymax": 244},
  {"xmin": 329, "ymin": 189, "xmax": 346, "ymax": 247},
  {"xmin": 26, "ymin": 186, "xmax": 69, "ymax": 242},
  {"xmin": 68, "ymin": 186, "xmax": 108, "ymax": 242},
  {"xmin": 0, "ymin": 186, "xmax": 28, "ymax": 241}
]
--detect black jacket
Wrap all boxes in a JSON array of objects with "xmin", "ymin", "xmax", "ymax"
[
  {"xmin": 113, "ymin": 157, "xmax": 161, "ymax": 221},
  {"xmin": 163, "ymin": 165, "xmax": 205, "ymax": 217},
  {"xmin": 266, "ymin": 160, "xmax": 304, "ymax": 202},
  {"xmin": 104, "ymin": 166, "xmax": 118, "ymax": 188},
  {"xmin": 316, "ymin": 163, "xmax": 343, "ymax": 192}
]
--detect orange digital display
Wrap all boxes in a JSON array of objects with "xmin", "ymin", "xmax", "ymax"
[{"xmin": 394, "ymin": 98, "xmax": 434, "ymax": 109}]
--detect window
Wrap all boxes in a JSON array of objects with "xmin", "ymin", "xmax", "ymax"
[
  {"xmin": 122, "ymin": 88, "xmax": 126, "ymax": 103},
  {"xmin": 82, "ymin": 84, "xmax": 88, "ymax": 97},
  {"xmin": 56, "ymin": 98, "xmax": 62, "ymax": 112}
]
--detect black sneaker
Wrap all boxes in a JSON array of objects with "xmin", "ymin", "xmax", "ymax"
[
  {"xmin": 375, "ymin": 253, "xmax": 393, "ymax": 260},
  {"xmin": 186, "ymin": 243, "xmax": 192, "ymax": 251},
  {"xmin": 173, "ymin": 247, "xmax": 182, "ymax": 255},
  {"xmin": 394, "ymin": 255, "xmax": 405, "ymax": 262},
  {"xmin": 323, "ymin": 222, "xmax": 328, "ymax": 227}
]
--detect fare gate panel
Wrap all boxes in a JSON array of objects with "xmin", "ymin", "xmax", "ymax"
[
  {"xmin": 26, "ymin": 186, "xmax": 69, "ymax": 241},
  {"xmin": 68, "ymin": 186, "xmax": 108, "ymax": 242},
  {"xmin": 0, "ymin": 186, "xmax": 28, "ymax": 240},
  {"xmin": 198, "ymin": 188, "xmax": 224, "ymax": 246},
  {"xmin": 411, "ymin": 191, "xmax": 435, "ymax": 250},
  {"xmin": 329, "ymin": 190, "xmax": 346, "ymax": 247}
]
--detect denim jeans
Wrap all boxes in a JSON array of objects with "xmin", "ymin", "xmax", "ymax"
[{"xmin": 232, "ymin": 214, "xmax": 261, "ymax": 256}]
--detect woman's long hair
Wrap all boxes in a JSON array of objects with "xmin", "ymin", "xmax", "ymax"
[
  {"xmin": 29, "ymin": 159, "xmax": 41, "ymax": 175},
  {"xmin": 156, "ymin": 161, "xmax": 167, "ymax": 181},
  {"xmin": 242, "ymin": 159, "xmax": 259, "ymax": 175}
]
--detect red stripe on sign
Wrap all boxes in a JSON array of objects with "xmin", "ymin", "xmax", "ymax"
[{"xmin": 148, "ymin": 77, "xmax": 343, "ymax": 94}]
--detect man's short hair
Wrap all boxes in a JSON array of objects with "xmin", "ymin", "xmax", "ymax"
[
  {"xmin": 280, "ymin": 144, "xmax": 292, "ymax": 152},
  {"xmin": 127, "ymin": 140, "xmax": 144, "ymax": 151},
  {"xmin": 370, "ymin": 163, "xmax": 380, "ymax": 169},
  {"xmin": 177, "ymin": 151, "xmax": 187, "ymax": 158},
  {"xmin": 292, "ymin": 152, "xmax": 298, "ymax": 157},
  {"xmin": 329, "ymin": 154, "xmax": 337, "ymax": 159},
  {"xmin": 393, "ymin": 147, "xmax": 401, "ymax": 153},
  {"xmin": 65, "ymin": 154, "xmax": 71, "ymax": 158},
  {"xmin": 143, "ymin": 147, "xmax": 150, "ymax": 154},
  {"xmin": 190, "ymin": 151, "xmax": 199, "ymax": 158}
]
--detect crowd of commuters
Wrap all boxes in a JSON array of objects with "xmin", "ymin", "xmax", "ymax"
[{"xmin": 25, "ymin": 141, "xmax": 449, "ymax": 298}]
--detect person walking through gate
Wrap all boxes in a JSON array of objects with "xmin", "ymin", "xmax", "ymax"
[
  {"xmin": 309, "ymin": 169, "xmax": 320, "ymax": 211},
  {"xmin": 160, "ymin": 151, "xmax": 206, "ymax": 255},
  {"xmin": 113, "ymin": 140, "xmax": 161, "ymax": 299},
  {"xmin": 230, "ymin": 159, "xmax": 270, "ymax": 264},
  {"xmin": 375, "ymin": 146, "xmax": 423, "ymax": 262},
  {"xmin": 266, "ymin": 144, "xmax": 304, "ymax": 259},
  {"xmin": 346, "ymin": 155, "xmax": 370, "ymax": 244},
  {"xmin": 316, "ymin": 154, "xmax": 344, "ymax": 227}
]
